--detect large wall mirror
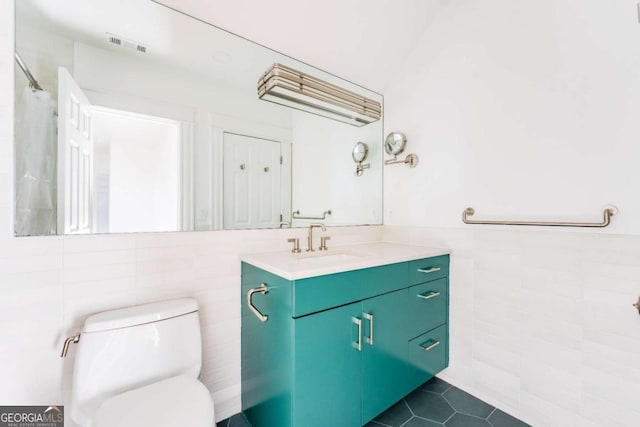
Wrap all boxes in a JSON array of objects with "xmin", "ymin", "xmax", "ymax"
[{"xmin": 14, "ymin": 0, "xmax": 383, "ymax": 236}]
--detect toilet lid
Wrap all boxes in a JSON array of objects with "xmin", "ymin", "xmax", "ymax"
[{"xmin": 92, "ymin": 375, "xmax": 214, "ymax": 427}]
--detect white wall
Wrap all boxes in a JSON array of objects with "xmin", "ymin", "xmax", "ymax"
[
  {"xmin": 383, "ymin": 1, "xmax": 640, "ymax": 425},
  {"xmin": 93, "ymin": 111, "xmax": 180, "ymax": 233},
  {"xmin": 2, "ymin": 1, "xmax": 383, "ymax": 423},
  {"xmin": 384, "ymin": 0, "xmax": 640, "ymax": 235}
]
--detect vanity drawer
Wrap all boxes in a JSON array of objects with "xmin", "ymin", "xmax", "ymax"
[
  {"xmin": 407, "ymin": 325, "xmax": 448, "ymax": 391},
  {"xmin": 292, "ymin": 262, "xmax": 408, "ymax": 317},
  {"xmin": 407, "ymin": 278, "xmax": 447, "ymax": 339},
  {"xmin": 408, "ymin": 255, "xmax": 449, "ymax": 286}
]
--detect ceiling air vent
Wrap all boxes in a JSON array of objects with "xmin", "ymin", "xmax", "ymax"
[
  {"xmin": 106, "ymin": 33, "xmax": 148, "ymax": 54},
  {"xmin": 107, "ymin": 35, "xmax": 122, "ymax": 46}
]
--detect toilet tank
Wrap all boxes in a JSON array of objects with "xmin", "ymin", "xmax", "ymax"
[{"xmin": 70, "ymin": 299, "xmax": 203, "ymax": 422}]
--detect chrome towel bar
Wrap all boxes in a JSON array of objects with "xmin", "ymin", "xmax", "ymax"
[
  {"xmin": 292, "ymin": 209, "xmax": 332, "ymax": 220},
  {"xmin": 247, "ymin": 284, "xmax": 269, "ymax": 323},
  {"xmin": 462, "ymin": 206, "xmax": 617, "ymax": 228}
]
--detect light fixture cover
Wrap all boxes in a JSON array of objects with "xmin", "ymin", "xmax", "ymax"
[{"xmin": 257, "ymin": 63, "xmax": 381, "ymax": 127}]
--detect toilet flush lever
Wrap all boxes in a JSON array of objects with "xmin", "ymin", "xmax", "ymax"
[
  {"xmin": 60, "ymin": 333, "xmax": 80, "ymax": 358},
  {"xmin": 633, "ymin": 296, "xmax": 640, "ymax": 315}
]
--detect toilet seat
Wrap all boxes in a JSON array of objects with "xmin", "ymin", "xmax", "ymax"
[{"xmin": 92, "ymin": 375, "xmax": 214, "ymax": 427}]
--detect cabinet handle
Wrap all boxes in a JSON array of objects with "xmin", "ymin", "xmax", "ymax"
[
  {"xmin": 247, "ymin": 283, "xmax": 269, "ymax": 323},
  {"xmin": 419, "ymin": 339, "xmax": 440, "ymax": 352},
  {"xmin": 417, "ymin": 267, "xmax": 441, "ymax": 274},
  {"xmin": 417, "ymin": 291, "xmax": 441, "ymax": 300},
  {"xmin": 364, "ymin": 313, "xmax": 374, "ymax": 345},
  {"xmin": 352, "ymin": 317, "xmax": 362, "ymax": 351}
]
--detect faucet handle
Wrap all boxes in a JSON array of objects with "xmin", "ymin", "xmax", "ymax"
[
  {"xmin": 287, "ymin": 238, "xmax": 301, "ymax": 254},
  {"xmin": 319, "ymin": 236, "xmax": 331, "ymax": 251}
]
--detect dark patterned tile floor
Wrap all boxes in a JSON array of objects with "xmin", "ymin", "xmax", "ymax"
[
  {"xmin": 216, "ymin": 377, "xmax": 530, "ymax": 427},
  {"xmin": 216, "ymin": 413, "xmax": 250, "ymax": 427}
]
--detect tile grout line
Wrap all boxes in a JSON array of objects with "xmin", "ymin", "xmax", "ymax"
[
  {"xmin": 413, "ymin": 414, "xmax": 446, "ymax": 425},
  {"xmin": 422, "ymin": 389, "xmax": 446, "ymax": 397},
  {"xmin": 441, "ymin": 410, "xmax": 457, "ymax": 425},
  {"xmin": 486, "ymin": 407, "xmax": 497, "ymax": 419},
  {"xmin": 403, "ymin": 398, "xmax": 416, "ymax": 417}
]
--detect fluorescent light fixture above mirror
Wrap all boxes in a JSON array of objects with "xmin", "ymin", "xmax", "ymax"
[{"xmin": 258, "ymin": 63, "xmax": 381, "ymax": 127}]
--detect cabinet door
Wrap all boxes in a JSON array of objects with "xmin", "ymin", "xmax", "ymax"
[
  {"xmin": 242, "ymin": 264, "xmax": 294, "ymax": 427},
  {"xmin": 362, "ymin": 290, "xmax": 409, "ymax": 423},
  {"xmin": 294, "ymin": 301, "xmax": 363, "ymax": 427}
]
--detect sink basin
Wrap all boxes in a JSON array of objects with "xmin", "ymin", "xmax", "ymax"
[{"xmin": 293, "ymin": 251, "xmax": 363, "ymax": 266}]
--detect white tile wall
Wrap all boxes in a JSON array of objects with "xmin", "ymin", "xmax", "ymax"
[
  {"xmin": 383, "ymin": 225, "xmax": 640, "ymax": 427},
  {"xmin": 0, "ymin": 1, "xmax": 383, "ymax": 422},
  {"xmin": 4, "ymin": 2, "xmax": 640, "ymax": 427},
  {"xmin": 0, "ymin": 226, "xmax": 381, "ymax": 424}
]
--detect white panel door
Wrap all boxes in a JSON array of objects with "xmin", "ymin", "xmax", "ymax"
[
  {"xmin": 223, "ymin": 133, "xmax": 281, "ymax": 229},
  {"xmin": 57, "ymin": 67, "xmax": 94, "ymax": 234}
]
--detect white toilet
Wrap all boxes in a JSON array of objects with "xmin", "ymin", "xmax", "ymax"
[{"xmin": 68, "ymin": 298, "xmax": 215, "ymax": 427}]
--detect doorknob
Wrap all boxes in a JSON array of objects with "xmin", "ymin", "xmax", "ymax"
[
  {"xmin": 633, "ymin": 296, "xmax": 640, "ymax": 315},
  {"xmin": 240, "ymin": 163, "xmax": 246, "ymax": 170}
]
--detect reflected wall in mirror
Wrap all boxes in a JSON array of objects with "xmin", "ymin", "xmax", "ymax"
[{"xmin": 14, "ymin": 0, "xmax": 383, "ymax": 236}]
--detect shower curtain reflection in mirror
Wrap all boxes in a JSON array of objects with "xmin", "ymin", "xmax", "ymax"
[{"xmin": 15, "ymin": 87, "xmax": 57, "ymax": 236}]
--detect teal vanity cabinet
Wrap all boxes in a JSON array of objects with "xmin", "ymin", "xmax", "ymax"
[{"xmin": 241, "ymin": 254, "xmax": 449, "ymax": 427}]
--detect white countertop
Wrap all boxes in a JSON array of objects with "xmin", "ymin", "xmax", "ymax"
[{"xmin": 240, "ymin": 241, "xmax": 450, "ymax": 280}]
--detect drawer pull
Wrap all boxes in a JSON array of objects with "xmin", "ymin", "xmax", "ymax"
[
  {"xmin": 352, "ymin": 317, "xmax": 362, "ymax": 351},
  {"xmin": 419, "ymin": 339, "xmax": 440, "ymax": 352},
  {"xmin": 417, "ymin": 267, "xmax": 441, "ymax": 274},
  {"xmin": 417, "ymin": 291, "xmax": 441, "ymax": 300}
]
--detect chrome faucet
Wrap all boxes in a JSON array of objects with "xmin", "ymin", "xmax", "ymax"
[{"xmin": 306, "ymin": 223, "xmax": 326, "ymax": 252}]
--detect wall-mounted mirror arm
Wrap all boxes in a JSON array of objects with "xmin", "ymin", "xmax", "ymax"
[
  {"xmin": 384, "ymin": 154, "xmax": 419, "ymax": 167},
  {"xmin": 355, "ymin": 163, "xmax": 370, "ymax": 176},
  {"xmin": 352, "ymin": 142, "xmax": 370, "ymax": 176}
]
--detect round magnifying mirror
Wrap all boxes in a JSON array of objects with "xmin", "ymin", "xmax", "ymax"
[
  {"xmin": 384, "ymin": 132, "xmax": 407, "ymax": 156},
  {"xmin": 352, "ymin": 142, "xmax": 369, "ymax": 163}
]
